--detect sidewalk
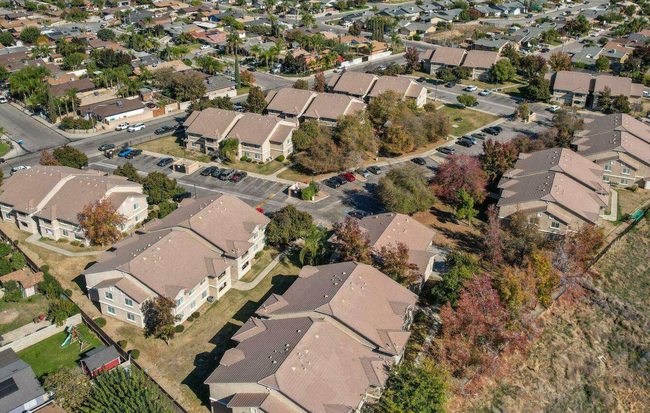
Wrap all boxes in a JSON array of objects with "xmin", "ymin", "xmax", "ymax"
[
  {"xmin": 232, "ymin": 251, "xmax": 286, "ymax": 291},
  {"xmin": 25, "ymin": 234, "xmax": 102, "ymax": 257}
]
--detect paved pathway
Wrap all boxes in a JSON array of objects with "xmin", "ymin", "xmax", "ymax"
[
  {"xmin": 26, "ymin": 234, "xmax": 102, "ymax": 257},
  {"xmin": 232, "ymin": 251, "xmax": 287, "ymax": 291},
  {"xmin": 602, "ymin": 189, "xmax": 619, "ymax": 222}
]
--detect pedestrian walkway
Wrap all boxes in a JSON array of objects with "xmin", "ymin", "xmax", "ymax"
[
  {"xmin": 232, "ymin": 251, "xmax": 287, "ymax": 291},
  {"xmin": 601, "ymin": 189, "xmax": 619, "ymax": 222},
  {"xmin": 26, "ymin": 234, "xmax": 102, "ymax": 257}
]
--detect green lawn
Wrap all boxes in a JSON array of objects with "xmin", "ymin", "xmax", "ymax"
[
  {"xmin": 0, "ymin": 295, "xmax": 51, "ymax": 335},
  {"xmin": 18, "ymin": 324, "xmax": 102, "ymax": 377},
  {"xmin": 439, "ymin": 105, "xmax": 500, "ymax": 136},
  {"xmin": 224, "ymin": 159, "xmax": 287, "ymax": 175},
  {"xmin": 239, "ymin": 248, "xmax": 280, "ymax": 283},
  {"xmin": 0, "ymin": 142, "xmax": 11, "ymax": 157},
  {"xmin": 236, "ymin": 87, "xmax": 251, "ymax": 96},
  {"xmin": 134, "ymin": 135, "xmax": 213, "ymax": 163}
]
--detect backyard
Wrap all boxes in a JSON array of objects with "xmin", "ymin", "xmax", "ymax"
[
  {"xmin": 438, "ymin": 105, "xmax": 500, "ymax": 136},
  {"xmin": 0, "ymin": 294, "xmax": 50, "ymax": 336},
  {"xmin": 18, "ymin": 324, "xmax": 102, "ymax": 378}
]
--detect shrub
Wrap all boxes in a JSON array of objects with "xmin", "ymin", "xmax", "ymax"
[
  {"xmin": 254, "ymin": 251, "xmax": 263, "ymax": 259},
  {"xmin": 0, "ymin": 243, "xmax": 11, "ymax": 257},
  {"xmin": 47, "ymin": 299, "xmax": 80, "ymax": 326},
  {"xmin": 187, "ymin": 316, "xmax": 194, "ymax": 322},
  {"xmin": 95, "ymin": 317, "xmax": 106, "ymax": 328},
  {"xmin": 117, "ymin": 340, "xmax": 128, "ymax": 349},
  {"xmin": 246, "ymin": 158, "xmax": 252, "ymax": 162},
  {"xmin": 60, "ymin": 116, "xmax": 94, "ymax": 130},
  {"xmin": 64, "ymin": 289, "xmax": 73, "ymax": 297},
  {"xmin": 276, "ymin": 155, "xmax": 285, "ymax": 162},
  {"xmin": 129, "ymin": 349, "xmax": 140, "ymax": 359},
  {"xmin": 3, "ymin": 280, "xmax": 22, "ymax": 302},
  {"xmin": 191, "ymin": 311, "xmax": 200, "ymax": 319},
  {"xmin": 38, "ymin": 269, "xmax": 64, "ymax": 299},
  {"xmin": 182, "ymin": 59, "xmax": 192, "ymax": 66},
  {"xmin": 10, "ymin": 252, "xmax": 26, "ymax": 271},
  {"xmin": 241, "ymin": 155, "xmax": 248, "ymax": 161},
  {"xmin": 56, "ymin": 238, "xmax": 69, "ymax": 243},
  {"xmin": 175, "ymin": 325, "xmax": 184, "ymax": 333}
]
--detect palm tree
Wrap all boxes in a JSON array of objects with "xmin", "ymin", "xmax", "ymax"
[
  {"xmin": 249, "ymin": 45, "xmax": 262, "ymax": 64},
  {"xmin": 65, "ymin": 88, "xmax": 79, "ymax": 115},
  {"xmin": 390, "ymin": 32, "xmax": 403, "ymax": 52},
  {"xmin": 299, "ymin": 227, "xmax": 328, "ymax": 266},
  {"xmin": 227, "ymin": 33, "xmax": 243, "ymax": 56},
  {"xmin": 300, "ymin": 11, "xmax": 315, "ymax": 27}
]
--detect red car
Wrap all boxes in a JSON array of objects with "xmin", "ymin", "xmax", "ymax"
[
  {"xmin": 340, "ymin": 173, "xmax": 356, "ymax": 182},
  {"xmin": 255, "ymin": 207, "xmax": 264, "ymax": 214}
]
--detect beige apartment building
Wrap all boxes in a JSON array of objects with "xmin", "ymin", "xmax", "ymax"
[
  {"xmin": 264, "ymin": 88, "xmax": 367, "ymax": 125},
  {"xmin": 327, "ymin": 72, "xmax": 429, "ymax": 108},
  {"xmin": 547, "ymin": 71, "xmax": 645, "ymax": 109},
  {"xmin": 84, "ymin": 195, "xmax": 269, "ymax": 327},
  {"xmin": 0, "ymin": 166, "xmax": 148, "ymax": 245}
]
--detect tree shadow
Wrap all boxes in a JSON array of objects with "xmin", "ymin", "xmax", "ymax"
[{"xmin": 433, "ymin": 225, "xmax": 483, "ymax": 253}]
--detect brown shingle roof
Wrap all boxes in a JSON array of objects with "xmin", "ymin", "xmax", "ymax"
[
  {"xmin": 367, "ymin": 76, "xmax": 425, "ymax": 99},
  {"xmin": 552, "ymin": 70, "xmax": 592, "ymax": 94},
  {"xmin": 265, "ymin": 88, "xmax": 317, "ymax": 116},
  {"xmin": 183, "ymin": 108, "xmax": 239, "ymax": 139},
  {"xmin": 461, "ymin": 50, "xmax": 501, "ymax": 69},
  {"xmin": 302, "ymin": 93, "xmax": 366, "ymax": 121},
  {"xmin": 422, "ymin": 46, "xmax": 466, "ymax": 66},
  {"xmin": 327, "ymin": 71, "xmax": 377, "ymax": 96},
  {"xmin": 0, "ymin": 269, "xmax": 43, "ymax": 289}
]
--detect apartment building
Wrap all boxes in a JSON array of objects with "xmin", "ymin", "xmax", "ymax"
[
  {"xmin": 497, "ymin": 148, "xmax": 611, "ymax": 235},
  {"xmin": 0, "ymin": 166, "xmax": 148, "ymax": 245},
  {"xmin": 183, "ymin": 109, "xmax": 295, "ymax": 162},
  {"xmin": 84, "ymin": 195, "xmax": 269, "ymax": 327},
  {"xmin": 421, "ymin": 46, "xmax": 467, "ymax": 74},
  {"xmin": 547, "ymin": 71, "xmax": 644, "ymax": 109},
  {"xmin": 461, "ymin": 50, "xmax": 503, "ymax": 80},
  {"xmin": 326, "ymin": 72, "xmax": 428, "ymax": 107},
  {"xmin": 264, "ymin": 88, "xmax": 367, "ymax": 125}
]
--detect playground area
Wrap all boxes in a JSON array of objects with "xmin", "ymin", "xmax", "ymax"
[{"xmin": 18, "ymin": 324, "xmax": 102, "ymax": 377}]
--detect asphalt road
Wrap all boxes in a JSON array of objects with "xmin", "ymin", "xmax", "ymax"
[{"xmin": 0, "ymin": 103, "xmax": 72, "ymax": 153}]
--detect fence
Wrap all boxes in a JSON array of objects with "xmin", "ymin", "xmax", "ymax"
[{"xmin": 0, "ymin": 228, "xmax": 190, "ymax": 413}]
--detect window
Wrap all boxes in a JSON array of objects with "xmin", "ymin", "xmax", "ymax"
[
  {"xmin": 190, "ymin": 300, "xmax": 196, "ymax": 309},
  {"xmin": 176, "ymin": 297, "xmax": 184, "ymax": 307},
  {"xmin": 125, "ymin": 298, "xmax": 133, "ymax": 307},
  {"xmin": 45, "ymin": 229, "xmax": 53, "ymax": 235},
  {"xmin": 105, "ymin": 292, "xmax": 113, "ymax": 301},
  {"xmin": 4, "ymin": 213, "xmax": 10, "ymax": 219},
  {"xmin": 134, "ymin": 203, "xmax": 139, "ymax": 210},
  {"xmin": 20, "ymin": 221, "xmax": 28, "ymax": 228},
  {"xmin": 202, "ymin": 290, "xmax": 207, "ymax": 299},
  {"xmin": 219, "ymin": 282, "xmax": 227, "ymax": 292},
  {"xmin": 189, "ymin": 288, "xmax": 195, "ymax": 296},
  {"xmin": 253, "ymin": 243, "xmax": 258, "ymax": 252},
  {"xmin": 62, "ymin": 229, "xmax": 69, "ymax": 237},
  {"xmin": 242, "ymin": 261, "xmax": 250, "ymax": 270},
  {"xmin": 127, "ymin": 313, "xmax": 136, "ymax": 322},
  {"xmin": 621, "ymin": 179, "xmax": 629, "ymax": 185},
  {"xmin": 135, "ymin": 214, "xmax": 141, "ymax": 222},
  {"xmin": 550, "ymin": 221, "xmax": 560, "ymax": 229},
  {"xmin": 548, "ymin": 214, "xmax": 555, "ymax": 220},
  {"xmin": 622, "ymin": 168, "xmax": 631, "ymax": 175},
  {"xmin": 255, "ymin": 153, "xmax": 261, "ymax": 160},
  {"xmin": 603, "ymin": 175, "xmax": 610, "ymax": 182},
  {"xmin": 75, "ymin": 234, "xmax": 84, "ymax": 241},
  {"xmin": 107, "ymin": 306, "xmax": 116, "ymax": 315},
  {"xmin": 604, "ymin": 165, "xmax": 612, "ymax": 172}
]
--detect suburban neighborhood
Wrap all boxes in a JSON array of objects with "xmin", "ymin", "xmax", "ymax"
[{"xmin": 1, "ymin": 0, "xmax": 650, "ymax": 412}]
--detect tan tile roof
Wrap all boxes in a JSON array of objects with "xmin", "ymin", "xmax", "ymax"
[
  {"xmin": 302, "ymin": 93, "xmax": 366, "ymax": 121},
  {"xmin": 226, "ymin": 113, "xmax": 283, "ymax": 146},
  {"xmin": 264, "ymin": 88, "xmax": 317, "ymax": 116},
  {"xmin": 0, "ymin": 269, "xmax": 44, "ymax": 289},
  {"xmin": 552, "ymin": 70, "xmax": 593, "ymax": 94},
  {"xmin": 257, "ymin": 262, "xmax": 417, "ymax": 356},
  {"xmin": 327, "ymin": 71, "xmax": 377, "ymax": 96},
  {"xmin": 461, "ymin": 50, "xmax": 501, "ymax": 69},
  {"xmin": 422, "ymin": 46, "xmax": 466, "ymax": 66},
  {"xmin": 358, "ymin": 213, "xmax": 434, "ymax": 252},
  {"xmin": 368, "ymin": 76, "xmax": 425, "ymax": 99}
]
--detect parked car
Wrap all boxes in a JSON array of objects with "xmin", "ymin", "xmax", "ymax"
[
  {"xmin": 157, "ymin": 157, "xmax": 174, "ymax": 167},
  {"xmin": 333, "ymin": 175, "xmax": 348, "ymax": 185},
  {"xmin": 348, "ymin": 210, "xmax": 369, "ymax": 219},
  {"xmin": 155, "ymin": 126, "xmax": 172, "ymax": 135},
  {"xmin": 172, "ymin": 192, "xmax": 192, "ymax": 202},
  {"xmin": 469, "ymin": 101, "xmax": 479, "ymax": 107},
  {"xmin": 358, "ymin": 168, "xmax": 370, "ymax": 177},
  {"xmin": 492, "ymin": 125, "xmax": 503, "ymax": 133},
  {"xmin": 201, "ymin": 166, "xmax": 217, "ymax": 176},
  {"xmin": 255, "ymin": 207, "xmax": 264, "ymax": 214},
  {"xmin": 479, "ymin": 89, "xmax": 493, "ymax": 96},
  {"xmin": 98, "ymin": 143, "xmax": 115, "ymax": 152},
  {"xmin": 445, "ymin": 82, "xmax": 456, "ymax": 88},
  {"xmin": 367, "ymin": 166, "xmax": 382, "ymax": 175},
  {"xmin": 457, "ymin": 139, "xmax": 473, "ymax": 148},
  {"xmin": 124, "ymin": 149, "xmax": 142, "ymax": 159},
  {"xmin": 461, "ymin": 135, "xmax": 478, "ymax": 144},
  {"xmin": 211, "ymin": 168, "xmax": 224, "ymax": 177},
  {"xmin": 10, "ymin": 166, "xmax": 30, "ymax": 175},
  {"xmin": 325, "ymin": 178, "xmax": 341, "ymax": 189},
  {"xmin": 230, "ymin": 171, "xmax": 247, "ymax": 183},
  {"xmin": 340, "ymin": 172, "xmax": 355, "ymax": 182},
  {"xmin": 471, "ymin": 133, "xmax": 487, "ymax": 140},
  {"xmin": 437, "ymin": 147, "xmax": 455, "ymax": 155},
  {"xmin": 334, "ymin": 67, "xmax": 344, "ymax": 73},
  {"xmin": 411, "ymin": 157, "xmax": 426, "ymax": 165},
  {"xmin": 118, "ymin": 148, "xmax": 132, "ymax": 157},
  {"xmin": 417, "ymin": 77, "xmax": 427, "ymax": 83},
  {"xmin": 483, "ymin": 127, "xmax": 499, "ymax": 135},
  {"xmin": 464, "ymin": 85, "xmax": 477, "ymax": 92},
  {"xmin": 115, "ymin": 122, "xmax": 129, "ymax": 131},
  {"xmin": 218, "ymin": 169, "xmax": 236, "ymax": 180},
  {"xmin": 0, "ymin": 158, "xmax": 5, "ymax": 164},
  {"xmin": 200, "ymin": 45, "xmax": 210, "ymax": 50},
  {"xmin": 549, "ymin": 105, "xmax": 562, "ymax": 112},
  {"xmin": 0, "ymin": 96, "xmax": 7, "ymax": 104},
  {"xmin": 127, "ymin": 123, "xmax": 145, "ymax": 132}
]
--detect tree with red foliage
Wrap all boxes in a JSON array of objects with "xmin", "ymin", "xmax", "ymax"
[
  {"xmin": 432, "ymin": 154, "xmax": 487, "ymax": 206},
  {"xmin": 372, "ymin": 242, "xmax": 419, "ymax": 286},
  {"xmin": 77, "ymin": 199, "xmax": 126, "ymax": 246},
  {"xmin": 239, "ymin": 70, "xmax": 255, "ymax": 87},
  {"xmin": 483, "ymin": 205, "xmax": 504, "ymax": 267},
  {"xmin": 479, "ymin": 139, "xmax": 519, "ymax": 182},
  {"xmin": 404, "ymin": 47, "xmax": 420, "ymax": 73},
  {"xmin": 40, "ymin": 150, "xmax": 61, "ymax": 166},
  {"xmin": 432, "ymin": 275, "xmax": 529, "ymax": 388},
  {"xmin": 555, "ymin": 224, "xmax": 604, "ymax": 274},
  {"xmin": 313, "ymin": 71, "xmax": 326, "ymax": 92},
  {"xmin": 332, "ymin": 216, "xmax": 372, "ymax": 264},
  {"xmin": 549, "ymin": 51, "xmax": 572, "ymax": 72}
]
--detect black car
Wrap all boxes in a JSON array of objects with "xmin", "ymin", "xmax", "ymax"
[
  {"xmin": 333, "ymin": 175, "xmax": 348, "ymax": 185},
  {"xmin": 427, "ymin": 78, "xmax": 444, "ymax": 85},
  {"xmin": 417, "ymin": 77, "xmax": 427, "ymax": 83},
  {"xmin": 482, "ymin": 127, "xmax": 499, "ymax": 136},
  {"xmin": 470, "ymin": 101, "xmax": 479, "ymax": 107},
  {"xmin": 492, "ymin": 125, "xmax": 503, "ymax": 133},
  {"xmin": 172, "ymin": 192, "xmax": 192, "ymax": 202},
  {"xmin": 201, "ymin": 166, "xmax": 217, "ymax": 176},
  {"xmin": 218, "ymin": 169, "xmax": 236, "ymax": 181},
  {"xmin": 411, "ymin": 157, "xmax": 426, "ymax": 166},
  {"xmin": 98, "ymin": 143, "xmax": 115, "ymax": 152},
  {"xmin": 157, "ymin": 157, "xmax": 174, "ymax": 167},
  {"xmin": 348, "ymin": 210, "xmax": 369, "ymax": 219},
  {"xmin": 211, "ymin": 167, "xmax": 224, "ymax": 178},
  {"xmin": 155, "ymin": 126, "xmax": 172, "ymax": 135},
  {"xmin": 325, "ymin": 178, "xmax": 341, "ymax": 189},
  {"xmin": 367, "ymin": 166, "xmax": 382, "ymax": 175},
  {"xmin": 445, "ymin": 82, "xmax": 456, "ymax": 88},
  {"xmin": 230, "ymin": 171, "xmax": 247, "ymax": 183},
  {"xmin": 471, "ymin": 133, "xmax": 487, "ymax": 140},
  {"xmin": 457, "ymin": 140, "xmax": 473, "ymax": 148},
  {"xmin": 124, "ymin": 149, "xmax": 142, "ymax": 159},
  {"xmin": 437, "ymin": 147, "xmax": 455, "ymax": 155}
]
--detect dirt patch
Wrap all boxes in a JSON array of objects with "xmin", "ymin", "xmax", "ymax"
[
  {"xmin": 0, "ymin": 308, "xmax": 19, "ymax": 324},
  {"xmin": 413, "ymin": 206, "xmax": 482, "ymax": 252}
]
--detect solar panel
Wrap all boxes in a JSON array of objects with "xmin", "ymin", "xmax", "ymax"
[{"xmin": 0, "ymin": 378, "xmax": 19, "ymax": 400}]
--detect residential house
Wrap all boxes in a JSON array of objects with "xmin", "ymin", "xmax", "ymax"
[
  {"xmin": 50, "ymin": 77, "xmax": 96, "ymax": 99},
  {"xmin": 472, "ymin": 38, "xmax": 511, "ymax": 53},
  {"xmin": 461, "ymin": 50, "xmax": 502, "ymax": 80},
  {"xmin": 264, "ymin": 88, "xmax": 317, "ymax": 121},
  {"xmin": 573, "ymin": 113, "xmax": 650, "ymax": 188},
  {"xmin": 367, "ymin": 76, "xmax": 428, "ymax": 108},
  {"xmin": 0, "ymin": 348, "xmax": 50, "ymax": 413},
  {"xmin": 398, "ymin": 22, "xmax": 435, "ymax": 37},
  {"xmin": 78, "ymin": 98, "xmax": 145, "ymax": 123},
  {"xmin": 80, "ymin": 345, "xmax": 122, "ymax": 378},
  {"xmin": 84, "ymin": 195, "xmax": 270, "ymax": 327},
  {"xmin": 497, "ymin": 148, "xmax": 611, "ymax": 235},
  {"xmin": 183, "ymin": 109, "xmax": 295, "ymax": 161},
  {"xmin": 0, "ymin": 166, "xmax": 148, "ymax": 245},
  {"xmin": 0, "ymin": 269, "xmax": 44, "ymax": 298},
  {"xmin": 203, "ymin": 75, "xmax": 237, "ymax": 100},
  {"xmin": 421, "ymin": 46, "xmax": 467, "ymax": 74}
]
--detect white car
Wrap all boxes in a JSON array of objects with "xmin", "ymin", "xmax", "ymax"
[
  {"xmin": 334, "ymin": 67, "xmax": 344, "ymax": 73},
  {"xmin": 479, "ymin": 89, "xmax": 492, "ymax": 96},
  {"xmin": 549, "ymin": 105, "xmax": 562, "ymax": 112},
  {"xmin": 10, "ymin": 166, "xmax": 31, "ymax": 175},
  {"xmin": 127, "ymin": 123, "xmax": 145, "ymax": 132},
  {"xmin": 644, "ymin": 90, "xmax": 650, "ymax": 98},
  {"xmin": 0, "ymin": 96, "xmax": 7, "ymax": 104},
  {"xmin": 200, "ymin": 45, "xmax": 210, "ymax": 50},
  {"xmin": 115, "ymin": 122, "xmax": 129, "ymax": 131},
  {"xmin": 464, "ymin": 85, "xmax": 478, "ymax": 92}
]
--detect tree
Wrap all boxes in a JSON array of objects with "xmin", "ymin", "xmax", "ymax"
[
  {"xmin": 552, "ymin": 108, "xmax": 582, "ymax": 147},
  {"xmin": 143, "ymin": 172, "xmax": 184, "ymax": 205},
  {"xmin": 492, "ymin": 265, "xmax": 537, "ymax": 313},
  {"xmin": 240, "ymin": 70, "xmax": 255, "ymax": 87},
  {"xmin": 168, "ymin": 72, "xmax": 206, "ymax": 102},
  {"xmin": 479, "ymin": 139, "xmax": 519, "ymax": 182},
  {"xmin": 219, "ymin": 138, "xmax": 239, "ymax": 163},
  {"xmin": 10, "ymin": 252, "xmax": 25, "ymax": 271},
  {"xmin": 47, "ymin": 299, "xmax": 80, "ymax": 326},
  {"xmin": 313, "ymin": 71, "xmax": 326, "ymax": 92},
  {"xmin": 40, "ymin": 150, "xmax": 61, "ymax": 166},
  {"xmin": 549, "ymin": 51, "xmax": 572, "ymax": 71},
  {"xmin": 405, "ymin": 47, "xmax": 420, "ymax": 73},
  {"xmin": 483, "ymin": 205, "xmax": 504, "ymax": 266},
  {"xmin": 612, "ymin": 94, "xmax": 631, "ymax": 114},
  {"xmin": 19, "ymin": 26, "xmax": 41, "ymax": 44},
  {"xmin": 595, "ymin": 55, "xmax": 610, "ymax": 72},
  {"xmin": 143, "ymin": 296, "xmax": 179, "ymax": 345},
  {"xmin": 519, "ymin": 55, "xmax": 547, "ymax": 80},
  {"xmin": 376, "ymin": 165, "xmax": 435, "ymax": 214},
  {"xmin": 79, "ymin": 368, "xmax": 173, "ymax": 413},
  {"xmin": 597, "ymin": 86, "xmax": 612, "ymax": 113},
  {"xmin": 454, "ymin": 189, "xmax": 478, "ymax": 224},
  {"xmin": 529, "ymin": 250, "xmax": 559, "ymax": 308},
  {"xmin": 3, "ymin": 280, "xmax": 22, "ymax": 302},
  {"xmin": 488, "ymin": 59, "xmax": 516, "ymax": 83},
  {"xmin": 293, "ymin": 79, "xmax": 309, "ymax": 90},
  {"xmin": 291, "ymin": 120, "xmax": 321, "ymax": 151},
  {"xmin": 515, "ymin": 101, "xmax": 530, "ymax": 121},
  {"xmin": 44, "ymin": 367, "xmax": 92, "ymax": 411},
  {"xmin": 456, "ymin": 93, "xmax": 477, "ymax": 107},
  {"xmin": 376, "ymin": 359, "xmax": 448, "ymax": 413},
  {"xmin": 332, "ymin": 216, "xmax": 372, "ymax": 264},
  {"xmin": 380, "ymin": 125, "xmax": 413, "ymax": 155},
  {"xmin": 373, "ymin": 242, "xmax": 419, "ymax": 285},
  {"xmin": 524, "ymin": 75, "xmax": 551, "ymax": 101},
  {"xmin": 114, "ymin": 162, "xmax": 142, "ymax": 183},
  {"xmin": 97, "ymin": 28, "xmax": 116, "ymax": 41},
  {"xmin": 78, "ymin": 199, "xmax": 126, "ymax": 245},
  {"xmin": 265, "ymin": 205, "xmax": 313, "ymax": 247},
  {"xmin": 52, "ymin": 145, "xmax": 88, "ymax": 169},
  {"xmin": 349, "ymin": 21, "xmax": 362, "ymax": 36},
  {"xmin": 244, "ymin": 86, "xmax": 266, "ymax": 113},
  {"xmin": 432, "ymin": 154, "xmax": 487, "ymax": 206},
  {"xmin": 426, "ymin": 251, "xmax": 478, "ymax": 307},
  {"xmin": 299, "ymin": 226, "xmax": 329, "ymax": 265},
  {"xmin": 0, "ymin": 31, "xmax": 15, "ymax": 46},
  {"xmin": 557, "ymin": 224, "xmax": 604, "ymax": 274},
  {"xmin": 63, "ymin": 52, "xmax": 86, "ymax": 70},
  {"xmin": 565, "ymin": 15, "xmax": 590, "ymax": 36}
]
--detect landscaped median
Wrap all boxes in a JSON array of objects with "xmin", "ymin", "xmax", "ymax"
[{"xmin": 438, "ymin": 105, "xmax": 500, "ymax": 136}]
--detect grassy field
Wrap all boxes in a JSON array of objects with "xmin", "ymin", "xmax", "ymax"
[
  {"xmin": 438, "ymin": 105, "xmax": 500, "ymax": 136},
  {"xmin": 0, "ymin": 142, "xmax": 11, "ymax": 157},
  {"xmin": 134, "ymin": 135, "xmax": 212, "ymax": 163},
  {"xmin": 18, "ymin": 324, "xmax": 102, "ymax": 378},
  {"xmin": 223, "ymin": 159, "xmax": 286, "ymax": 175},
  {"xmin": 238, "ymin": 248, "xmax": 280, "ymax": 283},
  {"xmin": 0, "ymin": 295, "xmax": 50, "ymax": 335}
]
